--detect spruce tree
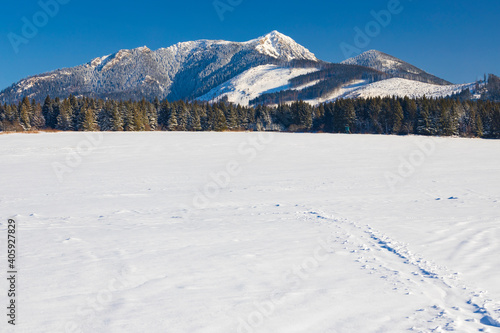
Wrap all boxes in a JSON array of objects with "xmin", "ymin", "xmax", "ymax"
[
  {"xmin": 147, "ymin": 103, "xmax": 158, "ymax": 131},
  {"xmin": 57, "ymin": 99, "xmax": 73, "ymax": 130},
  {"xmin": 81, "ymin": 105, "xmax": 98, "ymax": 131},
  {"xmin": 226, "ymin": 106, "xmax": 238, "ymax": 129},
  {"xmin": 19, "ymin": 97, "xmax": 31, "ymax": 130},
  {"xmin": 176, "ymin": 102, "xmax": 188, "ymax": 131},
  {"xmin": 212, "ymin": 107, "xmax": 227, "ymax": 131},
  {"xmin": 167, "ymin": 109, "xmax": 178, "ymax": 131},
  {"xmin": 158, "ymin": 100, "xmax": 170, "ymax": 129},
  {"xmin": 191, "ymin": 109, "xmax": 202, "ymax": 131},
  {"xmin": 417, "ymin": 101, "xmax": 432, "ymax": 135},
  {"xmin": 111, "ymin": 105, "xmax": 124, "ymax": 131},
  {"xmin": 30, "ymin": 101, "xmax": 45, "ymax": 129},
  {"xmin": 392, "ymin": 100, "xmax": 404, "ymax": 134},
  {"xmin": 42, "ymin": 96, "xmax": 57, "ymax": 128}
]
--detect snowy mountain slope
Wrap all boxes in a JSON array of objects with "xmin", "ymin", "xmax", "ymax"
[
  {"xmin": 342, "ymin": 78, "xmax": 478, "ymax": 99},
  {"xmin": 342, "ymin": 50, "xmax": 452, "ymax": 85},
  {"xmin": 2, "ymin": 132, "xmax": 500, "ymax": 332},
  {"xmin": 302, "ymin": 79, "xmax": 370, "ymax": 105},
  {"xmin": 197, "ymin": 65, "xmax": 319, "ymax": 105},
  {"xmin": 200, "ymin": 74, "xmax": 476, "ymax": 107},
  {"xmin": 303, "ymin": 78, "xmax": 480, "ymax": 105},
  {"xmin": 0, "ymin": 31, "xmax": 318, "ymax": 104}
]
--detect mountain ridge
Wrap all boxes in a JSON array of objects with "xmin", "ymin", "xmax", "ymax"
[
  {"xmin": 0, "ymin": 31, "xmax": 463, "ymax": 105},
  {"xmin": 0, "ymin": 31, "xmax": 320, "ymax": 104},
  {"xmin": 341, "ymin": 50, "xmax": 451, "ymax": 85}
]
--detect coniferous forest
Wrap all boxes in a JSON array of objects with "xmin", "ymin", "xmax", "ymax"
[{"xmin": 1, "ymin": 94, "xmax": 500, "ymax": 138}]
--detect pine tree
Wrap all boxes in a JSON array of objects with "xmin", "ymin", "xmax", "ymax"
[
  {"xmin": 57, "ymin": 99, "xmax": 73, "ymax": 130},
  {"xmin": 111, "ymin": 105, "xmax": 124, "ymax": 131},
  {"xmin": 18, "ymin": 97, "xmax": 31, "ymax": 130},
  {"xmin": 176, "ymin": 102, "xmax": 188, "ymax": 131},
  {"xmin": 42, "ymin": 96, "xmax": 57, "ymax": 128},
  {"xmin": 158, "ymin": 100, "xmax": 170, "ymax": 129},
  {"xmin": 392, "ymin": 100, "xmax": 404, "ymax": 134},
  {"xmin": 237, "ymin": 104, "xmax": 249, "ymax": 129},
  {"xmin": 123, "ymin": 102, "xmax": 135, "ymax": 131},
  {"xmin": 167, "ymin": 109, "xmax": 178, "ymax": 131},
  {"xmin": 133, "ymin": 105, "xmax": 146, "ymax": 131},
  {"xmin": 30, "ymin": 100, "xmax": 45, "ymax": 129},
  {"xmin": 475, "ymin": 112, "xmax": 484, "ymax": 137},
  {"xmin": 5, "ymin": 104, "xmax": 17, "ymax": 123},
  {"xmin": 290, "ymin": 101, "xmax": 312, "ymax": 131},
  {"xmin": 403, "ymin": 98, "xmax": 418, "ymax": 134},
  {"xmin": 147, "ymin": 103, "xmax": 158, "ymax": 131},
  {"xmin": 81, "ymin": 105, "xmax": 98, "ymax": 131},
  {"xmin": 212, "ymin": 106, "xmax": 227, "ymax": 131},
  {"xmin": 417, "ymin": 101, "xmax": 432, "ymax": 135},
  {"xmin": 226, "ymin": 106, "xmax": 239, "ymax": 129},
  {"xmin": 190, "ymin": 109, "xmax": 202, "ymax": 131}
]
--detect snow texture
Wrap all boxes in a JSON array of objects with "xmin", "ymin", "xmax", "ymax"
[{"xmin": 1, "ymin": 132, "xmax": 500, "ymax": 333}]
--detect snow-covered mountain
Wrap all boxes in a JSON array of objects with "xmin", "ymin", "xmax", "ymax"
[
  {"xmin": 1, "ymin": 31, "xmax": 478, "ymax": 106},
  {"xmin": 249, "ymin": 30, "xmax": 317, "ymax": 61},
  {"xmin": 0, "ymin": 31, "xmax": 319, "ymax": 104},
  {"xmin": 199, "ymin": 49, "xmax": 475, "ymax": 106},
  {"xmin": 341, "ymin": 50, "xmax": 451, "ymax": 85}
]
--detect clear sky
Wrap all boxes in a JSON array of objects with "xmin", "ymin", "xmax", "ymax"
[{"xmin": 1, "ymin": 0, "xmax": 499, "ymax": 90}]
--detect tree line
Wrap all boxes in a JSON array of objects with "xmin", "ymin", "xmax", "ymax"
[{"xmin": 1, "ymin": 94, "xmax": 499, "ymax": 138}]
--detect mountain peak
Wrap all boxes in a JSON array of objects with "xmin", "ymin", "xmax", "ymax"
[
  {"xmin": 249, "ymin": 31, "xmax": 318, "ymax": 62},
  {"xmin": 362, "ymin": 49, "xmax": 384, "ymax": 55},
  {"xmin": 341, "ymin": 50, "xmax": 451, "ymax": 85},
  {"xmin": 342, "ymin": 50, "xmax": 393, "ymax": 64},
  {"xmin": 264, "ymin": 30, "xmax": 286, "ymax": 39}
]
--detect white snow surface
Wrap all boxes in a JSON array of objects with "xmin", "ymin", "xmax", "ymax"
[
  {"xmin": 1, "ymin": 132, "xmax": 500, "ymax": 333},
  {"xmin": 339, "ymin": 78, "xmax": 477, "ymax": 100},
  {"xmin": 301, "ymin": 78, "xmax": 479, "ymax": 105},
  {"xmin": 198, "ymin": 65, "xmax": 319, "ymax": 105}
]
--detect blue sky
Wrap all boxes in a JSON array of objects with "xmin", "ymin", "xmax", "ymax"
[{"xmin": 0, "ymin": 0, "xmax": 499, "ymax": 90}]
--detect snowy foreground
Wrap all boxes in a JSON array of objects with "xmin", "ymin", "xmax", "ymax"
[{"xmin": 1, "ymin": 132, "xmax": 500, "ymax": 333}]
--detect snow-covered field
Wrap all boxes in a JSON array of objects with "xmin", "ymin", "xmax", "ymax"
[{"xmin": 1, "ymin": 132, "xmax": 500, "ymax": 333}]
